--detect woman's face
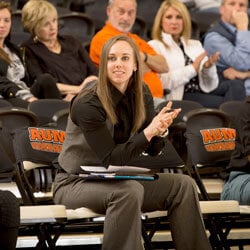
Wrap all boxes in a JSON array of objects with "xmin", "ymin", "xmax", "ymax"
[
  {"xmin": 161, "ymin": 6, "xmax": 183, "ymax": 40},
  {"xmin": 35, "ymin": 13, "xmax": 58, "ymax": 42},
  {"xmin": 0, "ymin": 8, "xmax": 11, "ymax": 42},
  {"xmin": 107, "ymin": 40, "xmax": 137, "ymax": 93}
]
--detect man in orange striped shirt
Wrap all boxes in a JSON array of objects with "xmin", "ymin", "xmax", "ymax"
[{"xmin": 89, "ymin": 0, "xmax": 169, "ymax": 99}]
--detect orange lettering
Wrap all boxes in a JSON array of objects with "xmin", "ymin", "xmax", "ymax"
[
  {"xmin": 29, "ymin": 127, "xmax": 43, "ymax": 140},
  {"xmin": 201, "ymin": 130, "xmax": 214, "ymax": 144}
]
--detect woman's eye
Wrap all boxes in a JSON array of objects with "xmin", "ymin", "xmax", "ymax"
[
  {"xmin": 122, "ymin": 56, "xmax": 129, "ymax": 61},
  {"xmin": 108, "ymin": 56, "xmax": 116, "ymax": 61}
]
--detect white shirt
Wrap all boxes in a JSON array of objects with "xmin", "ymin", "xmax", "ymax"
[{"xmin": 148, "ymin": 32, "xmax": 219, "ymax": 100}]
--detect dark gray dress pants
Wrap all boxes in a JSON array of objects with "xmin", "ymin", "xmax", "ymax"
[{"xmin": 54, "ymin": 173, "xmax": 211, "ymax": 250}]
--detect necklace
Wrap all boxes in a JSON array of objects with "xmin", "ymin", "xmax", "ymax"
[
  {"xmin": 34, "ymin": 36, "xmax": 61, "ymax": 53},
  {"xmin": 47, "ymin": 40, "xmax": 60, "ymax": 51}
]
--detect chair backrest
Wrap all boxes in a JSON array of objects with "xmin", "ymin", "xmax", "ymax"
[
  {"xmin": 52, "ymin": 108, "xmax": 70, "ymax": 130},
  {"xmin": 184, "ymin": 108, "xmax": 236, "ymax": 199},
  {"xmin": 184, "ymin": 108, "xmax": 235, "ymax": 166},
  {"xmin": 0, "ymin": 107, "xmax": 38, "ymax": 163},
  {"xmin": 190, "ymin": 10, "xmax": 220, "ymax": 38},
  {"xmin": 84, "ymin": 0, "xmax": 107, "ymax": 32},
  {"xmin": 0, "ymin": 107, "xmax": 38, "ymax": 132},
  {"xmin": 0, "ymin": 99, "xmax": 12, "ymax": 108},
  {"xmin": 219, "ymin": 100, "xmax": 243, "ymax": 128},
  {"xmin": 28, "ymin": 99, "xmax": 70, "ymax": 127},
  {"xmin": 131, "ymin": 16, "xmax": 148, "ymax": 40},
  {"xmin": 58, "ymin": 12, "xmax": 96, "ymax": 44},
  {"xmin": 12, "ymin": 126, "xmax": 66, "ymax": 204},
  {"xmin": 136, "ymin": 0, "xmax": 163, "ymax": 39},
  {"xmin": 10, "ymin": 10, "xmax": 31, "ymax": 45}
]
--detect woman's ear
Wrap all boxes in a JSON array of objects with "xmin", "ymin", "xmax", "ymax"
[{"xmin": 133, "ymin": 64, "xmax": 137, "ymax": 72}]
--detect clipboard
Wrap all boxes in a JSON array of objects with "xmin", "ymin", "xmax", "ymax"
[{"xmin": 79, "ymin": 165, "xmax": 158, "ymax": 181}]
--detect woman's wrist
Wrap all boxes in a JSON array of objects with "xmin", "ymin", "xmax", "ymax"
[{"xmin": 157, "ymin": 129, "xmax": 169, "ymax": 138}]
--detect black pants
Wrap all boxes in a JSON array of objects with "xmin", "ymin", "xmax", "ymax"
[
  {"xmin": 184, "ymin": 79, "xmax": 246, "ymax": 108},
  {"xmin": 0, "ymin": 190, "xmax": 20, "ymax": 250},
  {"xmin": 31, "ymin": 73, "xmax": 62, "ymax": 99}
]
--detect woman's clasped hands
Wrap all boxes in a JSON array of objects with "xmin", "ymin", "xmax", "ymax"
[{"xmin": 144, "ymin": 101, "xmax": 181, "ymax": 141}]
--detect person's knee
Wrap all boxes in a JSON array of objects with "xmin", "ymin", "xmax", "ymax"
[
  {"xmin": 112, "ymin": 181, "xmax": 144, "ymax": 206},
  {"xmin": 225, "ymin": 79, "xmax": 245, "ymax": 92},
  {"xmin": 36, "ymin": 73, "xmax": 56, "ymax": 88},
  {"xmin": 175, "ymin": 174, "xmax": 197, "ymax": 195}
]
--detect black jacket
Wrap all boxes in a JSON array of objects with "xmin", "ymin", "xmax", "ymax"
[
  {"xmin": 0, "ymin": 39, "xmax": 32, "ymax": 98},
  {"xmin": 226, "ymin": 96, "xmax": 250, "ymax": 174}
]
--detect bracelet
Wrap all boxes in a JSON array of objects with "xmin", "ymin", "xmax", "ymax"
[
  {"xmin": 143, "ymin": 52, "xmax": 148, "ymax": 63},
  {"xmin": 158, "ymin": 129, "xmax": 169, "ymax": 138}
]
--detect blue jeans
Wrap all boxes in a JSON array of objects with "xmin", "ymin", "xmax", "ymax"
[{"xmin": 221, "ymin": 171, "xmax": 250, "ymax": 205}]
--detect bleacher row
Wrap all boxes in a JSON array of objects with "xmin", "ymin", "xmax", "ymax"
[
  {"xmin": 10, "ymin": 0, "xmax": 220, "ymax": 47},
  {"xmin": 1, "ymin": 0, "xmax": 250, "ymax": 249}
]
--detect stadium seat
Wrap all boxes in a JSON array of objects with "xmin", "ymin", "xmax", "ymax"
[
  {"xmin": 28, "ymin": 99, "xmax": 70, "ymax": 127},
  {"xmin": 184, "ymin": 108, "xmax": 235, "ymax": 200},
  {"xmin": 11, "ymin": 10, "xmax": 31, "ymax": 45},
  {"xmin": 58, "ymin": 12, "xmax": 96, "ymax": 46}
]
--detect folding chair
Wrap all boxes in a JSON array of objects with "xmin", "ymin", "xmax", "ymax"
[
  {"xmin": 19, "ymin": 205, "xmax": 67, "ymax": 249},
  {"xmin": 0, "ymin": 99, "xmax": 12, "ymax": 108},
  {"xmin": 219, "ymin": 100, "xmax": 244, "ymax": 129},
  {"xmin": 12, "ymin": 126, "xmax": 66, "ymax": 205},
  {"xmin": 0, "ymin": 107, "xmax": 38, "ymax": 163},
  {"xmin": 58, "ymin": 12, "xmax": 96, "ymax": 46},
  {"xmin": 132, "ymin": 16, "xmax": 148, "ymax": 40},
  {"xmin": 51, "ymin": 108, "xmax": 70, "ymax": 130},
  {"xmin": 83, "ymin": 0, "xmax": 107, "ymax": 32},
  {"xmin": 11, "ymin": 10, "xmax": 31, "ymax": 45},
  {"xmin": 28, "ymin": 99, "xmax": 70, "ymax": 127},
  {"xmin": 184, "ymin": 108, "xmax": 235, "ymax": 201},
  {"xmin": 12, "ymin": 125, "xmax": 189, "ymax": 249}
]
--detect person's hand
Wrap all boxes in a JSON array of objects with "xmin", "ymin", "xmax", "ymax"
[
  {"xmin": 80, "ymin": 75, "xmax": 98, "ymax": 87},
  {"xmin": 223, "ymin": 67, "xmax": 250, "ymax": 80},
  {"xmin": 192, "ymin": 51, "xmax": 207, "ymax": 72},
  {"xmin": 203, "ymin": 52, "xmax": 220, "ymax": 68},
  {"xmin": 27, "ymin": 96, "xmax": 38, "ymax": 102},
  {"xmin": 63, "ymin": 93, "xmax": 75, "ymax": 102},
  {"xmin": 232, "ymin": 10, "xmax": 249, "ymax": 31},
  {"xmin": 143, "ymin": 101, "xmax": 181, "ymax": 141},
  {"xmin": 78, "ymin": 75, "xmax": 99, "ymax": 92}
]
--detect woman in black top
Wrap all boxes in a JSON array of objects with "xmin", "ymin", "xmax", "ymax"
[
  {"xmin": 0, "ymin": 1, "xmax": 60, "ymax": 108},
  {"xmin": 21, "ymin": 0, "xmax": 98, "ymax": 102},
  {"xmin": 53, "ymin": 35, "xmax": 211, "ymax": 250}
]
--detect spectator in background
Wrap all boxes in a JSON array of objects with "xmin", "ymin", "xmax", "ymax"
[
  {"xmin": 21, "ymin": 0, "xmax": 98, "ymax": 102},
  {"xmin": 89, "ymin": 0, "xmax": 169, "ymax": 103},
  {"xmin": 0, "ymin": 1, "xmax": 60, "ymax": 108},
  {"xmin": 203, "ymin": 0, "xmax": 250, "ymax": 96},
  {"xmin": 53, "ymin": 34, "xmax": 211, "ymax": 250},
  {"xmin": 221, "ymin": 96, "xmax": 250, "ymax": 205},
  {"xmin": 148, "ymin": 0, "xmax": 245, "ymax": 108}
]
